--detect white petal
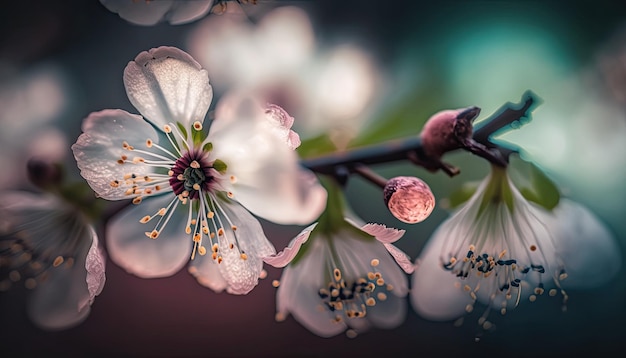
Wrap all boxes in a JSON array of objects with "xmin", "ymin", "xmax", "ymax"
[
  {"xmin": 209, "ymin": 108, "xmax": 326, "ymax": 224},
  {"xmin": 82, "ymin": 229, "xmax": 106, "ymax": 311},
  {"xmin": 364, "ymin": 291, "xmax": 408, "ymax": 329},
  {"xmin": 107, "ymin": 195, "xmax": 191, "ymax": 278},
  {"xmin": 361, "ymin": 223, "xmax": 405, "ymax": 244},
  {"xmin": 23, "ymin": 207, "xmax": 98, "ymax": 330},
  {"xmin": 410, "ymin": 228, "xmax": 473, "ymax": 321},
  {"xmin": 549, "ymin": 199, "xmax": 621, "ymax": 288},
  {"xmin": 100, "ymin": 0, "xmax": 172, "ymax": 26},
  {"xmin": 72, "ymin": 109, "xmax": 159, "ymax": 200},
  {"xmin": 28, "ymin": 261, "xmax": 92, "ymax": 331},
  {"xmin": 166, "ymin": 0, "xmax": 214, "ymax": 25},
  {"xmin": 188, "ymin": 256, "xmax": 228, "ymax": 293},
  {"xmin": 264, "ymin": 223, "xmax": 317, "ymax": 268},
  {"xmin": 276, "ymin": 238, "xmax": 347, "ymax": 337},
  {"xmin": 211, "ymin": 199, "xmax": 274, "ymax": 294},
  {"xmin": 124, "ymin": 46, "xmax": 212, "ymax": 129}
]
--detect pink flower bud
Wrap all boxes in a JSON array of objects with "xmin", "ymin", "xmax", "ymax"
[{"xmin": 383, "ymin": 176, "xmax": 435, "ymax": 224}]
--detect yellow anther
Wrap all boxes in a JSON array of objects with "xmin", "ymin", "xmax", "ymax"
[
  {"xmin": 240, "ymin": 253, "xmax": 248, "ymax": 260},
  {"xmin": 217, "ymin": 256, "xmax": 223, "ymax": 264},
  {"xmin": 146, "ymin": 139, "xmax": 153, "ymax": 147},
  {"xmin": 163, "ymin": 125, "xmax": 172, "ymax": 133},
  {"xmin": 177, "ymin": 174, "xmax": 184, "ymax": 181},
  {"xmin": 366, "ymin": 297, "xmax": 376, "ymax": 306},
  {"xmin": 155, "ymin": 185, "xmax": 162, "ymax": 191},
  {"xmin": 190, "ymin": 160, "xmax": 200, "ymax": 169},
  {"xmin": 549, "ymin": 289, "xmax": 558, "ymax": 297},
  {"xmin": 132, "ymin": 157, "xmax": 144, "ymax": 164},
  {"xmin": 185, "ymin": 226, "xmax": 191, "ymax": 234},
  {"xmin": 168, "ymin": 170, "xmax": 174, "ymax": 176},
  {"xmin": 333, "ymin": 268, "xmax": 341, "ymax": 281},
  {"xmin": 370, "ymin": 259, "xmax": 380, "ymax": 267},
  {"xmin": 275, "ymin": 312, "xmax": 286, "ymax": 322},
  {"xmin": 376, "ymin": 278, "xmax": 385, "ymax": 286},
  {"xmin": 231, "ymin": 225, "xmax": 237, "ymax": 231},
  {"xmin": 227, "ymin": 191, "xmax": 234, "ymax": 198},
  {"xmin": 211, "ymin": 252, "xmax": 217, "ymax": 260},
  {"xmin": 202, "ymin": 227, "xmax": 209, "ymax": 234},
  {"xmin": 499, "ymin": 250, "xmax": 507, "ymax": 259},
  {"xmin": 272, "ymin": 280, "xmax": 280, "ymax": 288},
  {"xmin": 207, "ymin": 211, "xmax": 214, "ymax": 219},
  {"xmin": 110, "ymin": 180, "xmax": 120, "ymax": 187},
  {"xmin": 192, "ymin": 183, "xmax": 201, "ymax": 191},
  {"xmin": 117, "ymin": 159, "xmax": 124, "ymax": 165},
  {"xmin": 132, "ymin": 197, "xmax": 143, "ymax": 205},
  {"xmin": 377, "ymin": 292, "xmax": 387, "ymax": 301},
  {"xmin": 149, "ymin": 230, "xmax": 159, "ymax": 239},
  {"xmin": 193, "ymin": 234, "xmax": 201, "ymax": 243},
  {"xmin": 465, "ymin": 304, "xmax": 474, "ymax": 313},
  {"xmin": 463, "ymin": 284, "xmax": 471, "ymax": 292},
  {"xmin": 367, "ymin": 272, "xmax": 376, "ymax": 280},
  {"xmin": 529, "ymin": 295, "xmax": 537, "ymax": 302},
  {"xmin": 182, "ymin": 191, "xmax": 189, "ymax": 198},
  {"xmin": 230, "ymin": 175, "xmax": 237, "ymax": 183},
  {"xmin": 198, "ymin": 246, "xmax": 207, "ymax": 256},
  {"xmin": 53, "ymin": 256, "xmax": 64, "ymax": 267},
  {"xmin": 212, "ymin": 244, "xmax": 219, "ymax": 252},
  {"xmin": 140, "ymin": 216, "xmax": 151, "ymax": 224},
  {"xmin": 217, "ymin": 228, "xmax": 224, "ymax": 236},
  {"xmin": 193, "ymin": 121, "xmax": 202, "ymax": 130}
]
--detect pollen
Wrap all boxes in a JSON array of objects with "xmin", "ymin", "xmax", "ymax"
[
  {"xmin": 193, "ymin": 234, "xmax": 201, "ymax": 242},
  {"xmin": 272, "ymin": 280, "xmax": 280, "ymax": 288},
  {"xmin": 53, "ymin": 256, "xmax": 64, "ymax": 267},
  {"xmin": 198, "ymin": 246, "xmax": 207, "ymax": 256},
  {"xmin": 193, "ymin": 121, "xmax": 202, "ymax": 130},
  {"xmin": 365, "ymin": 297, "xmax": 376, "ymax": 306},
  {"xmin": 148, "ymin": 230, "xmax": 159, "ymax": 239},
  {"xmin": 146, "ymin": 139, "xmax": 153, "ymax": 147},
  {"xmin": 231, "ymin": 225, "xmax": 237, "ymax": 231},
  {"xmin": 227, "ymin": 191, "xmax": 234, "ymax": 198},
  {"xmin": 163, "ymin": 124, "xmax": 172, "ymax": 133},
  {"xmin": 240, "ymin": 253, "xmax": 248, "ymax": 260},
  {"xmin": 230, "ymin": 175, "xmax": 237, "ymax": 183},
  {"xmin": 217, "ymin": 228, "xmax": 225, "ymax": 236},
  {"xmin": 190, "ymin": 160, "xmax": 200, "ymax": 169},
  {"xmin": 177, "ymin": 174, "xmax": 184, "ymax": 181},
  {"xmin": 530, "ymin": 245, "xmax": 537, "ymax": 251},
  {"xmin": 192, "ymin": 183, "xmax": 201, "ymax": 191},
  {"xmin": 110, "ymin": 180, "xmax": 120, "ymax": 187},
  {"xmin": 370, "ymin": 259, "xmax": 380, "ymax": 267},
  {"xmin": 212, "ymin": 244, "xmax": 219, "ymax": 252},
  {"xmin": 140, "ymin": 216, "xmax": 151, "ymax": 224},
  {"xmin": 168, "ymin": 170, "xmax": 174, "ymax": 176},
  {"xmin": 207, "ymin": 211, "xmax": 214, "ymax": 219},
  {"xmin": 185, "ymin": 226, "xmax": 191, "ymax": 234},
  {"xmin": 132, "ymin": 157, "xmax": 145, "ymax": 164},
  {"xmin": 377, "ymin": 292, "xmax": 387, "ymax": 301},
  {"xmin": 333, "ymin": 268, "xmax": 341, "ymax": 281},
  {"xmin": 275, "ymin": 312, "xmax": 286, "ymax": 322},
  {"xmin": 132, "ymin": 197, "xmax": 143, "ymax": 204},
  {"xmin": 217, "ymin": 256, "xmax": 223, "ymax": 264}
]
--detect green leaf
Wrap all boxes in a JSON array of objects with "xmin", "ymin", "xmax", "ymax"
[
  {"xmin": 297, "ymin": 134, "xmax": 337, "ymax": 159},
  {"xmin": 445, "ymin": 180, "xmax": 481, "ymax": 209},
  {"xmin": 212, "ymin": 159, "xmax": 227, "ymax": 174},
  {"xmin": 202, "ymin": 142, "xmax": 213, "ymax": 152},
  {"xmin": 510, "ymin": 156, "xmax": 560, "ymax": 210}
]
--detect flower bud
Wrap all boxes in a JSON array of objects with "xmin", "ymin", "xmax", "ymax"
[
  {"xmin": 383, "ymin": 176, "xmax": 435, "ymax": 224},
  {"xmin": 27, "ymin": 157, "xmax": 63, "ymax": 190},
  {"xmin": 420, "ymin": 106, "xmax": 480, "ymax": 158}
]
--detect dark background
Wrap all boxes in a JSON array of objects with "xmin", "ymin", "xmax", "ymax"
[{"xmin": 1, "ymin": 1, "xmax": 625, "ymax": 357}]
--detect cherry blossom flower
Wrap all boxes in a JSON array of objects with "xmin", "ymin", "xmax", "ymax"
[
  {"xmin": 71, "ymin": 46, "xmax": 326, "ymax": 294},
  {"xmin": 410, "ymin": 165, "xmax": 620, "ymax": 332},
  {"xmin": 187, "ymin": 6, "xmax": 383, "ymax": 145},
  {"xmin": 274, "ymin": 181, "xmax": 412, "ymax": 338},
  {"xmin": 0, "ymin": 190, "xmax": 105, "ymax": 330},
  {"xmin": 100, "ymin": 0, "xmax": 215, "ymax": 26}
]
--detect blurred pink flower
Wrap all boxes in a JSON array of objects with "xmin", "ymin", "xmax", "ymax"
[{"xmin": 0, "ymin": 190, "xmax": 105, "ymax": 330}]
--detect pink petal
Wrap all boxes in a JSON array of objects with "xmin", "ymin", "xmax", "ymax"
[
  {"xmin": 263, "ymin": 223, "xmax": 317, "ymax": 268},
  {"xmin": 361, "ymin": 223, "xmax": 405, "ymax": 244},
  {"xmin": 81, "ymin": 230, "xmax": 106, "ymax": 311},
  {"xmin": 383, "ymin": 243, "xmax": 414, "ymax": 274}
]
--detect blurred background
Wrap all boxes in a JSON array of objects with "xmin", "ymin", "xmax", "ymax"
[{"xmin": 1, "ymin": 0, "xmax": 625, "ymax": 356}]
